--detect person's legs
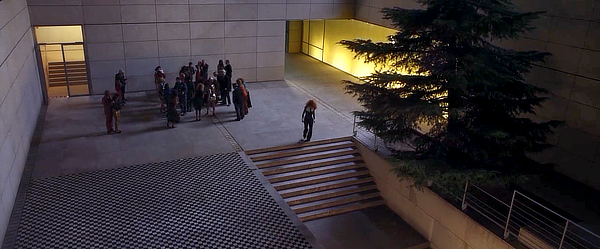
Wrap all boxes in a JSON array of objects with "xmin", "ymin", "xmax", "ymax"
[
  {"xmin": 235, "ymin": 104, "xmax": 241, "ymax": 120},
  {"xmin": 113, "ymin": 110, "xmax": 121, "ymax": 133},
  {"xmin": 306, "ymin": 121, "xmax": 313, "ymax": 141},
  {"xmin": 105, "ymin": 110, "xmax": 113, "ymax": 133},
  {"xmin": 180, "ymin": 97, "xmax": 187, "ymax": 115},
  {"xmin": 226, "ymin": 92, "xmax": 231, "ymax": 105},
  {"xmin": 220, "ymin": 92, "xmax": 227, "ymax": 105},
  {"xmin": 120, "ymin": 86, "xmax": 126, "ymax": 102},
  {"xmin": 303, "ymin": 121, "xmax": 309, "ymax": 140}
]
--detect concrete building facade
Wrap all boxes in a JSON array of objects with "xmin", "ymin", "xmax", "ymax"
[
  {"xmin": 26, "ymin": 0, "xmax": 354, "ymax": 94},
  {"xmin": 1, "ymin": 0, "xmax": 600, "ymax": 245},
  {"xmin": 0, "ymin": 0, "xmax": 43, "ymax": 242}
]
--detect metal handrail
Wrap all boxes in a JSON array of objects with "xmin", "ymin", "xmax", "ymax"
[
  {"xmin": 351, "ymin": 112, "xmax": 600, "ymax": 249},
  {"xmin": 469, "ymin": 184, "xmax": 510, "ymax": 208},
  {"xmin": 351, "ymin": 113, "xmax": 379, "ymax": 151},
  {"xmin": 461, "ymin": 181, "xmax": 600, "ymax": 249}
]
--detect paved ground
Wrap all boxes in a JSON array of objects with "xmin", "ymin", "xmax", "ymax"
[
  {"xmin": 14, "ymin": 153, "xmax": 314, "ymax": 248},
  {"xmin": 6, "ymin": 53, "xmax": 427, "ymax": 248},
  {"xmin": 33, "ymin": 54, "xmax": 370, "ymax": 179}
]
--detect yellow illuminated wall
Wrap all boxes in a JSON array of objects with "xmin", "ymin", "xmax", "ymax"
[{"xmin": 301, "ymin": 19, "xmax": 397, "ymax": 77}]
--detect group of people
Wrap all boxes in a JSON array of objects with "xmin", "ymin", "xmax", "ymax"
[
  {"xmin": 101, "ymin": 70, "xmax": 128, "ymax": 134},
  {"xmin": 102, "ymin": 61, "xmax": 318, "ymax": 141},
  {"xmin": 154, "ymin": 60, "xmax": 252, "ymax": 128}
]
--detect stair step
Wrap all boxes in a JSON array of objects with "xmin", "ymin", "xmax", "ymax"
[
  {"xmin": 274, "ymin": 170, "xmax": 370, "ymax": 191},
  {"xmin": 299, "ymin": 200, "xmax": 384, "ymax": 222},
  {"xmin": 287, "ymin": 185, "xmax": 378, "ymax": 206},
  {"xmin": 48, "ymin": 79, "xmax": 88, "ymax": 84},
  {"xmin": 262, "ymin": 157, "xmax": 363, "ymax": 176},
  {"xmin": 256, "ymin": 149, "xmax": 359, "ymax": 169},
  {"xmin": 48, "ymin": 81, "xmax": 88, "ymax": 87},
  {"xmin": 49, "ymin": 61, "xmax": 85, "ymax": 66},
  {"xmin": 48, "ymin": 78, "xmax": 88, "ymax": 83},
  {"xmin": 269, "ymin": 164, "xmax": 366, "ymax": 183},
  {"xmin": 48, "ymin": 64, "xmax": 85, "ymax": 69},
  {"xmin": 251, "ymin": 143, "xmax": 355, "ymax": 162},
  {"xmin": 245, "ymin": 137, "xmax": 352, "ymax": 155},
  {"xmin": 281, "ymin": 177, "xmax": 374, "ymax": 198},
  {"xmin": 293, "ymin": 192, "xmax": 381, "ymax": 214}
]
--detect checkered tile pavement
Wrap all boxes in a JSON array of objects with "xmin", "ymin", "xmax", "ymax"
[{"xmin": 13, "ymin": 153, "xmax": 312, "ymax": 248}]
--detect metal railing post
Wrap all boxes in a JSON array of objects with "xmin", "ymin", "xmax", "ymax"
[
  {"xmin": 461, "ymin": 179, "xmax": 469, "ymax": 211},
  {"xmin": 504, "ymin": 190, "xmax": 517, "ymax": 239},
  {"xmin": 559, "ymin": 220, "xmax": 569, "ymax": 249},
  {"xmin": 352, "ymin": 115, "xmax": 357, "ymax": 136},
  {"xmin": 374, "ymin": 135, "xmax": 379, "ymax": 151}
]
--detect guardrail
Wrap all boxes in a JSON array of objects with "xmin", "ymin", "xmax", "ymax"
[
  {"xmin": 352, "ymin": 114, "xmax": 378, "ymax": 151},
  {"xmin": 352, "ymin": 113, "xmax": 600, "ymax": 249},
  {"xmin": 462, "ymin": 180, "xmax": 600, "ymax": 249}
]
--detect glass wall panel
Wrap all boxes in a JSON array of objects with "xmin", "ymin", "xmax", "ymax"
[
  {"xmin": 308, "ymin": 20, "xmax": 324, "ymax": 49},
  {"xmin": 301, "ymin": 19, "xmax": 397, "ymax": 77},
  {"xmin": 63, "ymin": 44, "xmax": 89, "ymax": 96},
  {"xmin": 308, "ymin": 46, "xmax": 323, "ymax": 61},
  {"xmin": 302, "ymin": 20, "xmax": 309, "ymax": 43},
  {"xmin": 35, "ymin": 26, "xmax": 89, "ymax": 97},
  {"xmin": 35, "ymin": 26, "xmax": 83, "ymax": 44}
]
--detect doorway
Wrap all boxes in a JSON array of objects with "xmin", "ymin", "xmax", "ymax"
[{"xmin": 35, "ymin": 26, "xmax": 90, "ymax": 98}]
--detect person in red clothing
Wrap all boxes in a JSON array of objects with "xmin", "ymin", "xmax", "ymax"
[{"xmin": 102, "ymin": 90, "xmax": 114, "ymax": 134}]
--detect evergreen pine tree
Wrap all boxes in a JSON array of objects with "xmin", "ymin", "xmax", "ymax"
[{"xmin": 340, "ymin": 0, "xmax": 563, "ymax": 190}]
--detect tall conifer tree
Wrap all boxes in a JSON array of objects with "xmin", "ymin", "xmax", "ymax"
[{"xmin": 340, "ymin": 0, "xmax": 562, "ymax": 189}]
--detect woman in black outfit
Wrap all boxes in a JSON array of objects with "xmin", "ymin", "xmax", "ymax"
[{"xmin": 302, "ymin": 100, "xmax": 317, "ymax": 142}]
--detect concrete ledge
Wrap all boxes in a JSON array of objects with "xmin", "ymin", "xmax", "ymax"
[{"xmin": 351, "ymin": 137, "xmax": 515, "ymax": 249}]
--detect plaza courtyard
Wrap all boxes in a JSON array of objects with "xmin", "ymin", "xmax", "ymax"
[{"xmin": 1, "ymin": 54, "xmax": 428, "ymax": 248}]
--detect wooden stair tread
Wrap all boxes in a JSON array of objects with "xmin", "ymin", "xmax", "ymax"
[
  {"xmin": 293, "ymin": 192, "xmax": 380, "ymax": 214},
  {"xmin": 245, "ymin": 137, "xmax": 352, "ymax": 155},
  {"xmin": 299, "ymin": 200, "xmax": 384, "ymax": 222},
  {"xmin": 274, "ymin": 170, "xmax": 370, "ymax": 191},
  {"xmin": 269, "ymin": 164, "xmax": 366, "ymax": 183},
  {"xmin": 262, "ymin": 157, "xmax": 363, "ymax": 176},
  {"xmin": 256, "ymin": 149, "xmax": 359, "ymax": 169},
  {"xmin": 281, "ymin": 177, "xmax": 374, "ymax": 198},
  {"xmin": 251, "ymin": 143, "xmax": 355, "ymax": 162},
  {"xmin": 287, "ymin": 185, "xmax": 378, "ymax": 206}
]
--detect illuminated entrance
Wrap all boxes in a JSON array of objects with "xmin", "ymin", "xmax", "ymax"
[
  {"xmin": 286, "ymin": 19, "xmax": 397, "ymax": 78},
  {"xmin": 34, "ymin": 26, "xmax": 89, "ymax": 98}
]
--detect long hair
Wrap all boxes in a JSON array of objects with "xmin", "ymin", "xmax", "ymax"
[{"xmin": 305, "ymin": 100, "xmax": 317, "ymax": 110}]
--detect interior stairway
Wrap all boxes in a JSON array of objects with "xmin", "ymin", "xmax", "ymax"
[
  {"xmin": 47, "ymin": 61, "xmax": 88, "ymax": 87},
  {"xmin": 245, "ymin": 137, "xmax": 383, "ymax": 222}
]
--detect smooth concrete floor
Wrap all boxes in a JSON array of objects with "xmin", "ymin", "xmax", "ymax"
[
  {"xmin": 33, "ymin": 54, "xmax": 368, "ymax": 179},
  {"xmin": 25, "ymin": 53, "xmax": 427, "ymax": 248},
  {"xmin": 305, "ymin": 205, "xmax": 427, "ymax": 249}
]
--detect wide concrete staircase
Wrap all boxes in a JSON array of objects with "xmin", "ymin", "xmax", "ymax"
[
  {"xmin": 47, "ymin": 61, "xmax": 88, "ymax": 87},
  {"xmin": 245, "ymin": 137, "xmax": 383, "ymax": 222}
]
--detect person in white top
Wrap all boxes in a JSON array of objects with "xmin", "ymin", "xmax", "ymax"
[{"xmin": 302, "ymin": 100, "xmax": 317, "ymax": 142}]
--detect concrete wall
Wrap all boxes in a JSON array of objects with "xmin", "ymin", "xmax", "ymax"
[
  {"xmin": 354, "ymin": 0, "xmax": 600, "ymax": 192},
  {"xmin": 353, "ymin": 138, "xmax": 515, "ymax": 249},
  {"xmin": 26, "ymin": 0, "xmax": 355, "ymax": 94},
  {"xmin": 0, "ymin": 0, "xmax": 43, "ymax": 245}
]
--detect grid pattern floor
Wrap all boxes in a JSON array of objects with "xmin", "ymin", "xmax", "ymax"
[{"xmin": 13, "ymin": 153, "xmax": 312, "ymax": 248}]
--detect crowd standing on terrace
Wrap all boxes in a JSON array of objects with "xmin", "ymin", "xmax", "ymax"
[{"xmin": 102, "ymin": 59, "xmax": 252, "ymax": 133}]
